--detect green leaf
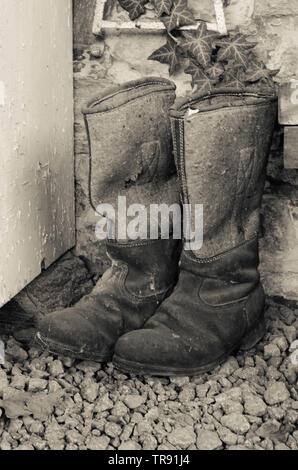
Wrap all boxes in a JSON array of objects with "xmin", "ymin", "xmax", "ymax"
[
  {"xmin": 148, "ymin": 38, "xmax": 180, "ymax": 74},
  {"xmin": 179, "ymin": 22, "xmax": 214, "ymax": 68},
  {"xmin": 185, "ymin": 60, "xmax": 217, "ymax": 94},
  {"xmin": 216, "ymin": 34, "xmax": 256, "ymax": 69},
  {"xmin": 118, "ymin": 0, "xmax": 149, "ymax": 20},
  {"xmin": 161, "ymin": 0, "xmax": 195, "ymax": 32},
  {"xmin": 152, "ymin": 0, "xmax": 173, "ymax": 16},
  {"xmin": 244, "ymin": 61, "xmax": 279, "ymax": 83}
]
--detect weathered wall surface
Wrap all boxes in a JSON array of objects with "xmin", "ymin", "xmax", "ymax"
[{"xmin": 73, "ymin": 0, "xmax": 298, "ymax": 301}]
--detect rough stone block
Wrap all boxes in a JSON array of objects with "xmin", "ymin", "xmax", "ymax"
[
  {"xmin": 225, "ymin": 0, "xmax": 255, "ymax": 28},
  {"xmin": 254, "ymin": 0, "xmax": 298, "ymax": 17},
  {"xmin": 13, "ymin": 253, "xmax": 94, "ymax": 315},
  {"xmin": 260, "ymin": 195, "xmax": 298, "ymax": 300}
]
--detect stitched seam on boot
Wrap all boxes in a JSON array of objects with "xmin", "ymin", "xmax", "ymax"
[
  {"xmin": 107, "ymin": 239, "xmax": 175, "ymax": 248},
  {"xmin": 183, "ymin": 236, "xmax": 258, "ymax": 264},
  {"xmin": 175, "ymin": 93, "xmax": 277, "ymax": 115},
  {"xmin": 86, "ymin": 90, "xmax": 174, "ymax": 117},
  {"xmin": 198, "ymin": 286, "xmax": 250, "ymax": 308},
  {"xmin": 85, "ymin": 81, "xmax": 175, "ymax": 111}
]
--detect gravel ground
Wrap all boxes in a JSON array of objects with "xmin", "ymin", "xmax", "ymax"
[{"xmin": 0, "ymin": 297, "xmax": 297, "ymax": 451}]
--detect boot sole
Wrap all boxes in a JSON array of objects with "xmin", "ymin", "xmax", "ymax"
[
  {"xmin": 35, "ymin": 332, "xmax": 112, "ymax": 363},
  {"xmin": 113, "ymin": 319, "xmax": 265, "ymax": 377}
]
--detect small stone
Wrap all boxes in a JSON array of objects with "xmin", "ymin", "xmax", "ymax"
[
  {"xmin": 29, "ymin": 421, "xmax": 44, "ymax": 434},
  {"xmin": 196, "ymin": 383, "xmax": 209, "ymax": 398},
  {"xmin": 76, "ymin": 361, "xmax": 101, "ymax": 374},
  {"xmin": 48, "ymin": 380, "xmax": 62, "ymax": 393},
  {"xmin": 80, "ymin": 378, "xmax": 98, "ymax": 402},
  {"xmin": 221, "ymin": 414, "xmax": 250, "ymax": 435},
  {"xmin": 31, "ymin": 435, "xmax": 47, "ymax": 450},
  {"xmin": 142, "ymin": 435, "xmax": 158, "ymax": 450},
  {"xmin": 65, "ymin": 430, "xmax": 84, "ymax": 445},
  {"xmin": 105, "ymin": 422, "xmax": 122, "ymax": 438},
  {"xmin": 268, "ymin": 406, "xmax": 285, "ymax": 421},
  {"xmin": 10, "ymin": 375, "xmax": 27, "ymax": 390},
  {"xmin": 48, "ymin": 360, "xmax": 64, "ymax": 377},
  {"xmin": 196, "ymin": 430, "xmax": 222, "ymax": 450},
  {"xmin": 145, "ymin": 407, "xmax": 159, "ymax": 421},
  {"xmin": 167, "ymin": 426, "xmax": 196, "ymax": 449},
  {"xmin": 0, "ymin": 440, "xmax": 11, "ymax": 451},
  {"xmin": 16, "ymin": 443, "xmax": 34, "ymax": 450},
  {"xmin": 257, "ymin": 420, "xmax": 280, "ymax": 438},
  {"xmin": 264, "ymin": 381, "xmax": 290, "ymax": 405},
  {"xmin": 178, "ymin": 386, "xmax": 196, "ymax": 403},
  {"xmin": 272, "ymin": 336, "xmax": 288, "ymax": 352},
  {"xmin": 234, "ymin": 367, "xmax": 258, "ymax": 380},
  {"xmin": 6, "ymin": 343, "xmax": 28, "ymax": 362},
  {"xmin": 218, "ymin": 357, "xmax": 239, "ymax": 376},
  {"xmin": 119, "ymin": 441, "xmax": 142, "ymax": 450},
  {"xmin": 217, "ymin": 426, "xmax": 238, "ymax": 446},
  {"xmin": 282, "ymin": 326, "xmax": 296, "ymax": 344},
  {"xmin": 243, "ymin": 393, "xmax": 267, "ymax": 417},
  {"xmin": 28, "ymin": 378, "xmax": 47, "ymax": 392},
  {"xmin": 123, "ymin": 394, "xmax": 145, "ymax": 409},
  {"xmin": 111, "ymin": 401, "xmax": 129, "ymax": 418},
  {"xmin": 94, "ymin": 393, "xmax": 113, "ymax": 412},
  {"xmin": 266, "ymin": 365, "xmax": 282, "ymax": 380},
  {"xmin": 170, "ymin": 376, "xmax": 190, "ymax": 387},
  {"xmin": 60, "ymin": 356, "xmax": 75, "ymax": 368},
  {"xmin": 220, "ymin": 400, "xmax": 244, "ymax": 415},
  {"xmin": 137, "ymin": 420, "xmax": 152, "ymax": 435},
  {"xmin": 275, "ymin": 443, "xmax": 290, "ymax": 450},
  {"xmin": 8, "ymin": 419, "xmax": 23, "ymax": 434},
  {"xmin": 86, "ymin": 435, "xmax": 110, "ymax": 450},
  {"xmin": 0, "ymin": 369, "xmax": 9, "ymax": 393},
  {"xmin": 264, "ymin": 343, "xmax": 280, "ymax": 360}
]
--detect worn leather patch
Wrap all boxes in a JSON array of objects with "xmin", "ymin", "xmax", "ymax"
[{"xmin": 125, "ymin": 141, "xmax": 161, "ymax": 187}]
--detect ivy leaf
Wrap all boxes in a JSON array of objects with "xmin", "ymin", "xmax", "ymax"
[
  {"xmin": 216, "ymin": 34, "xmax": 256, "ymax": 69},
  {"xmin": 118, "ymin": 0, "xmax": 149, "ymax": 20},
  {"xmin": 179, "ymin": 22, "xmax": 214, "ymax": 68},
  {"xmin": 161, "ymin": 0, "xmax": 196, "ymax": 32},
  {"xmin": 185, "ymin": 60, "xmax": 217, "ymax": 94},
  {"xmin": 148, "ymin": 38, "xmax": 180, "ymax": 74},
  {"xmin": 222, "ymin": 67, "xmax": 246, "ymax": 89},
  {"xmin": 244, "ymin": 61, "xmax": 279, "ymax": 83},
  {"xmin": 152, "ymin": 0, "xmax": 173, "ymax": 16},
  {"xmin": 205, "ymin": 62, "xmax": 224, "ymax": 80}
]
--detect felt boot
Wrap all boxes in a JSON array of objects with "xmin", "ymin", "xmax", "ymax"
[
  {"xmin": 36, "ymin": 78, "xmax": 181, "ymax": 361},
  {"xmin": 114, "ymin": 90, "xmax": 277, "ymax": 376}
]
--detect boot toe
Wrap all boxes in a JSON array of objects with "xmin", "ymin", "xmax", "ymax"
[
  {"xmin": 36, "ymin": 308, "xmax": 112, "ymax": 361},
  {"xmin": 114, "ymin": 327, "xmax": 201, "ymax": 376}
]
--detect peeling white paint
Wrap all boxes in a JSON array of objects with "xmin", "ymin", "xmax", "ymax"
[
  {"xmin": 0, "ymin": 0, "xmax": 75, "ymax": 307},
  {"xmin": 0, "ymin": 81, "xmax": 5, "ymax": 105}
]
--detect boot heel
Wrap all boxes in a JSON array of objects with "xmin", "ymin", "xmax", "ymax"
[{"xmin": 240, "ymin": 318, "xmax": 265, "ymax": 351}]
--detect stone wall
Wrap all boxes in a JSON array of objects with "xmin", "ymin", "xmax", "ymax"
[{"xmin": 72, "ymin": 0, "xmax": 298, "ymax": 301}]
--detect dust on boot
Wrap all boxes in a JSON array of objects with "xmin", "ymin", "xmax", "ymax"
[
  {"xmin": 35, "ymin": 78, "xmax": 181, "ymax": 361},
  {"xmin": 114, "ymin": 90, "xmax": 277, "ymax": 376}
]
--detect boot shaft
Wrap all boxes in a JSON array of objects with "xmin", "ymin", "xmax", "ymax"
[
  {"xmin": 170, "ymin": 90, "xmax": 277, "ymax": 259},
  {"xmin": 82, "ymin": 78, "xmax": 178, "ymax": 212}
]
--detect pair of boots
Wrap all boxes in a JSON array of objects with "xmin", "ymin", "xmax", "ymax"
[{"xmin": 36, "ymin": 78, "xmax": 277, "ymax": 376}]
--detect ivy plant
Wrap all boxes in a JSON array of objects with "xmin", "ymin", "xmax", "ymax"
[{"xmin": 117, "ymin": 0, "xmax": 278, "ymax": 95}]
